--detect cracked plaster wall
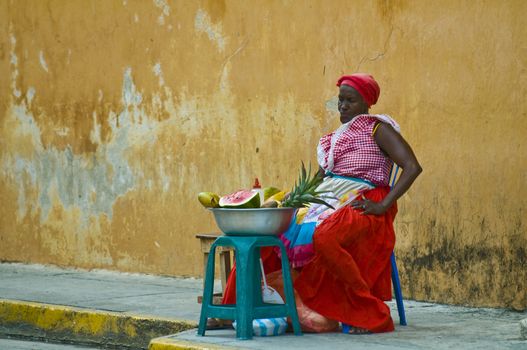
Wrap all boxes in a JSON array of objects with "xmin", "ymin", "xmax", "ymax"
[{"xmin": 0, "ymin": 0, "xmax": 525, "ymax": 310}]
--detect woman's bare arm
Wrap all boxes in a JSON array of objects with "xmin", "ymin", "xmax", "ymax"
[{"xmin": 351, "ymin": 122, "xmax": 422, "ymax": 215}]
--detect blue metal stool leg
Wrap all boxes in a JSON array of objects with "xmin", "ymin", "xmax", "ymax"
[
  {"xmin": 342, "ymin": 323, "xmax": 351, "ymax": 333},
  {"xmin": 391, "ymin": 252, "xmax": 407, "ymax": 326},
  {"xmin": 389, "ymin": 165, "xmax": 407, "ymax": 326}
]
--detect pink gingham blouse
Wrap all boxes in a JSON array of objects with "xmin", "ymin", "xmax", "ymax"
[{"xmin": 317, "ymin": 115, "xmax": 396, "ymax": 186}]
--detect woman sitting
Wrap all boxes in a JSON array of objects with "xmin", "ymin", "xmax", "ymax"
[{"xmin": 223, "ymin": 73, "xmax": 422, "ymax": 334}]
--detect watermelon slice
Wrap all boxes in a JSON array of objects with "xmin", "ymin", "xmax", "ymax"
[{"xmin": 219, "ymin": 190, "xmax": 261, "ymax": 208}]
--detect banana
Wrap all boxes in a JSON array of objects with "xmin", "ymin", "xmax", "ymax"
[
  {"xmin": 267, "ymin": 191, "xmax": 286, "ymax": 202},
  {"xmin": 261, "ymin": 191, "xmax": 287, "ymax": 208}
]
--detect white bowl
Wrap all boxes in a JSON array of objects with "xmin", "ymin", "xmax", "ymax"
[{"xmin": 209, "ymin": 208, "xmax": 297, "ymax": 236}]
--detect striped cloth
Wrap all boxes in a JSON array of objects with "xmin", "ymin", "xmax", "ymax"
[
  {"xmin": 232, "ymin": 284, "xmax": 288, "ymax": 337},
  {"xmin": 232, "ymin": 317, "xmax": 288, "ymax": 336}
]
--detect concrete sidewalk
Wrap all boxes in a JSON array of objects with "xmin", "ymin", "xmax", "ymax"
[{"xmin": 0, "ymin": 263, "xmax": 525, "ymax": 349}]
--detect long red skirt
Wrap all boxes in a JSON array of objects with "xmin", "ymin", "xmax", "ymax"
[{"xmin": 222, "ymin": 186, "xmax": 397, "ymax": 333}]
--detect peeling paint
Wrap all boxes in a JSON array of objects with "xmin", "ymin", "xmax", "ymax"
[
  {"xmin": 54, "ymin": 127, "xmax": 70, "ymax": 137},
  {"xmin": 10, "ymin": 32, "xmax": 21, "ymax": 98},
  {"xmin": 152, "ymin": 62, "xmax": 164, "ymax": 87},
  {"xmin": 153, "ymin": 0, "xmax": 170, "ymax": 26},
  {"xmin": 1, "ymin": 66, "xmax": 179, "ymax": 227},
  {"xmin": 159, "ymin": 162, "xmax": 169, "ymax": 193},
  {"xmin": 26, "ymin": 87, "xmax": 35, "ymax": 106},
  {"xmin": 9, "ymin": 41, "xmax": 17, "ymax": 65},
  {"xmin": 38, "ymin": 50, "xmax": 49, "ymax": 73},
  {"xmin": 90, "ymin": 112, "xmax": 102, "ymax": 145},
  {"xmin": 325, "ymin": 96, "xmax": 338, "ymax": 113},
  {"xmin": 1, "ymin": 57, "xmax": 211, "ymax": 230},
  {"xmin": 153, "ymin": 0, "xmax": 170, "ymax": 16},
  {"xmin": 194, "ymin": 8, "xmax": 226, "ymax": 52}
]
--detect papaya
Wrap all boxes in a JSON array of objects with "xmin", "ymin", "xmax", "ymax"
[{"xmin": 198, "ymin": 192, "xmax": 220, "ymax": 208}]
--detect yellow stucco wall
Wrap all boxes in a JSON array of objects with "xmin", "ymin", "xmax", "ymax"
[{"xmin": 1, "ymin": 0, "xmax": 525, "ymax": 310}]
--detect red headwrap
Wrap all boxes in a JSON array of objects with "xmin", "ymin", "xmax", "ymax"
[{"xmin": 336, "ymin": 74, "xmax": 380, "ymax": 107}]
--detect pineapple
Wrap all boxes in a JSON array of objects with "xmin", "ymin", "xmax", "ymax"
[{"xmin": 282, "ymin": 162, "xmax": 335, "ymax": 209}]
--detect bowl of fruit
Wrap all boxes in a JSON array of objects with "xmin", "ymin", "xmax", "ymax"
[
  {"xmin": 198, "ymin": 163, "xmax": 334, "ymax": 236},
  {"xmin": 210, "ymin": 207, "xmax": 297, "ymax": 236}
]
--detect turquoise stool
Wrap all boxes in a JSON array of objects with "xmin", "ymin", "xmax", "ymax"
[{"xmin": 198, "ymin": 235, "xmax": 302, "ymax": 340}]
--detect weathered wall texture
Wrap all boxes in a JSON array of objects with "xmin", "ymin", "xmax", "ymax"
[{"xmin": 0, "ymin": 0, "xmax": 525, "ymax": 310}]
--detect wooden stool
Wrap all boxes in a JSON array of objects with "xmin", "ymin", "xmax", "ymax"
[{"xmin": 195, "ymin": 233, "xmax": 232, "ymax": 303}]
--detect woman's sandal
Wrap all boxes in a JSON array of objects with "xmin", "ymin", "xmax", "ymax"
[
  {"xmin": 342, "ymin": 323, "xmax": 371, "ymax": 334},
  {"xmin": 347, "ymin": 326, "xmax": 371, "ymax": 334}
]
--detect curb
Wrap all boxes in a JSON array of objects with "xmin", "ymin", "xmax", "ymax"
[
  {"xmin": 0, "ymin": 299, "xmax": 197, "ymax": 349},
  {"xmin": 149, "ymin": 335, "xmax": 241, "ymax": 350}
]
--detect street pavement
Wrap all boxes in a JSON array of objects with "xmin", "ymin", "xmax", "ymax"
[
  {"xmin": 0, "ymin": 263, "xmax": 208, "ymax": 321},
  {"xmin": 0, "ymin": 263, "xmax": 525, "ymax": 349},
  {"xmin": 0, "ymin": 338, "xmax": 98, "ymax": 349}
]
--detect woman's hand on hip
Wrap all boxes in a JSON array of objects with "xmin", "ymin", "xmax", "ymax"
[{"xmin": 350, "ymin": 197, "xmax": 388, "ymax": 216}]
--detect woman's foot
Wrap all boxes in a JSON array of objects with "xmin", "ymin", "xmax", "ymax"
[
  {"xmin": 347, "ymin": 326, "xmax": 371, "ymax": 334},
  {"xmin": 342, "ymin": 323, "xmax": 371, "ymax": 334}
]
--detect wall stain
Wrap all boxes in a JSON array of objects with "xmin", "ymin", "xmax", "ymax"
[{"xmin": 399, "ymin": 210, "xmax": 526, "ymax": 310}]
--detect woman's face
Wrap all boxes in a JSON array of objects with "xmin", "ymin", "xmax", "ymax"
[{"xmin": 338, "ymin": 85, "xmax": 369, "ymax": 124}]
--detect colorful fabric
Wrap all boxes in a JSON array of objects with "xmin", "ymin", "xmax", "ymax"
[
  {"xmin": 280, "ymin": 175, "xmax": 374, "ymax": 268},
  {"xmin": 317, "ymin": 114, "xmax": 399, "ymax": 186},
  {"xmin": 232, "ymin": 317, "xmax": 288, "ymax": 337},
  {"xmin": 294, "ymin": 186, "xmax": 397, "ymax": 333},
  {"xmin": 223, "ymin": 187, "xmax": 398, "ymax": 333},
  {"xmin": 336, "ymin": 74, "xmax": 380, "ymax": 107}
]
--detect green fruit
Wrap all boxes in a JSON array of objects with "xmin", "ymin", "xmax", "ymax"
[
  {"xmin": 263, "ymin": 187, "xmax": 281, "ymax": 201},
  {"xmin": 198, "ymin": 192, "xmax": 220, "ymax": 208},
  {"xmin": 219, "ymin": 190, "xmax": 260, "ymax": 208}
]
